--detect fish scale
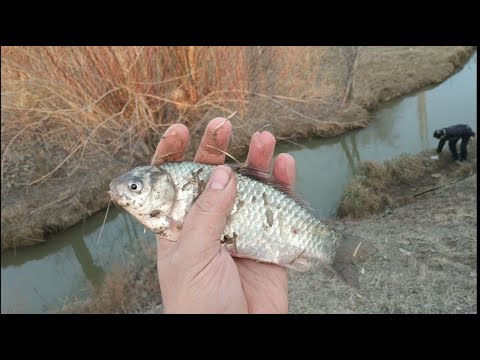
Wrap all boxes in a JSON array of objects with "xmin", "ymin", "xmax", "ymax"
[
  {"xmin": 163, "ymin": 162, "xmax": 322, "ymax": 267},
  {"xmin": 226, "ymin": 175, "xmax": 322, "ymax": 268},
  {"xmin": 109, "ymin": 161, "xmax": 377, "ymax": 288}
]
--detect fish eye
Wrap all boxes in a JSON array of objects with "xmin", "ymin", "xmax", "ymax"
[{"xmin": 128, "ymin": 181, "xmax": 142, "ymax": 192}]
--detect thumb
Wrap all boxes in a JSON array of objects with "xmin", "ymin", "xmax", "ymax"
[{"xmin": 176, "ymin": 165, "xmax": 237, "ymax": 258}]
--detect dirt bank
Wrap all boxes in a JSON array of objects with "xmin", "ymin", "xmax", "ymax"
[
  {"xmin": 1, "ymin": 156, "xmax": 128, "ymax": 251},
  {"xmin": 1, "ymin": 46, "xmax": 476, "ymax": 251},
  {"xmin": 352, "ymin": 46, "xmax": 476, "ymax": 109}
]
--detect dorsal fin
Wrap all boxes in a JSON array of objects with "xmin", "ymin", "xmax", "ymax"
[{"xmin": 228, "ymin": 163, "xmax": 312, "ymax": 210}]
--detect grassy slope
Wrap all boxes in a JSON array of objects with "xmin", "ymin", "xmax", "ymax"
[{"xmin": 338, "ymin": 141, "xmax": 477, "ymax": 219}]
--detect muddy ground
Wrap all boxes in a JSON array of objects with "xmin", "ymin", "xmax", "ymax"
[{"xmin": 1, "ymin": 46, "xmax": 476, "ymax": 251}]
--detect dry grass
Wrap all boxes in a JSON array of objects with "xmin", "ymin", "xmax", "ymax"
[
  {"xmin": 353, "ymin": 46, "xmax": 476, "ymax": 109},
  {"xmin": 290, "ymin": 175, "xmax": 477, "ymax": 314},
  {"xmin": 1, "ymin": 46, "xmax": 342, "ymax": 188},
  {"xmin": 337, "ymin": 177, "xmax": 393, "ymax": 220},
  {"xmin": 60, "ymin": 264, "xmax": 161, "ymax": 314},
  {"xmin": 338, "ymin": 140, "xmax": 477, "ymax": 219}
]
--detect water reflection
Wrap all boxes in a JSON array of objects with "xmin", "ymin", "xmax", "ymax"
[
  {"xmin": 340, "ymin": 132, "xmax": 361, "ymax": 173},
  {"xmin": 2, "ymin": 209, "xmax": 119, "ymax": 288},
  {"xmin": 71, "ymin": 239, "xmax": 104, "ymax": 287},
  {"xmin": 3, "ymin": 234, "xmax": 105, "ymax": 289},
  {"xmin": 370, "ymin": 98, "xmax": 402, "ymax": 148},
  {"xmin": 417, "ymin": 92, "xmax": 428, "ymax": 146}
]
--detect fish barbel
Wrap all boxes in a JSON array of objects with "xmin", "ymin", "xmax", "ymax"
[{"xmin": 109, "ymin": 161, "xmax": 377, "ymax": 288}]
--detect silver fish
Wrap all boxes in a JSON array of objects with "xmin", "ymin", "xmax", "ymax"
[{"xmin": 109, "ymin": 161, "xmax": 377, "ymax": 288}]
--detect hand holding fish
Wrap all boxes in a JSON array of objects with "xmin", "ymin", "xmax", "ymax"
[
  {"xmin": 109, "ymin": 118, "xmax": 377, "ymax": 313},
  {"xmin": 151, "ymin": 117, "xmax": 291, "ymax": 313}
]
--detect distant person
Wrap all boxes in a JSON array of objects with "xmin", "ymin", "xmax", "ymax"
[{"xmin": 433, "ymin": 124, "xmax": 475, "ymax": 162}]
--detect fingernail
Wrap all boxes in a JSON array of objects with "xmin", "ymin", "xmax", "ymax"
[
  {"xmin": 163, "ymin": 128, "xmax": 172, "ymax": 137},
  {"xmin": 210, "ymin": 166, "xmax": 231, "ymax": 190},
  {"xmin": 252, "ymin": 132, "xmax": 262, "ymax": 148}
]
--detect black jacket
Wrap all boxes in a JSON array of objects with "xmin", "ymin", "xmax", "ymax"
[{"xmin": 437, "ymin": 124, "xmax": 475, "ymax": 153}]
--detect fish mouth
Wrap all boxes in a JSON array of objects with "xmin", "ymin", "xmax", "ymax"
[
  {"xmin": 109, "ymin": 178, "xmax": 124, "ymax": 205},
  {"xmin": 108, "ymin": 190, "xmax": 123, "ymax": 205},
  {"xmin": 108, "ymin": 190, "xmax": 131, "ymax": 208}
]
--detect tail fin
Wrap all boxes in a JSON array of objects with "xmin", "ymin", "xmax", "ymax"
[{"xmin": 330, "ymin": 232, "xmax": 378, "ymax": 289}]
